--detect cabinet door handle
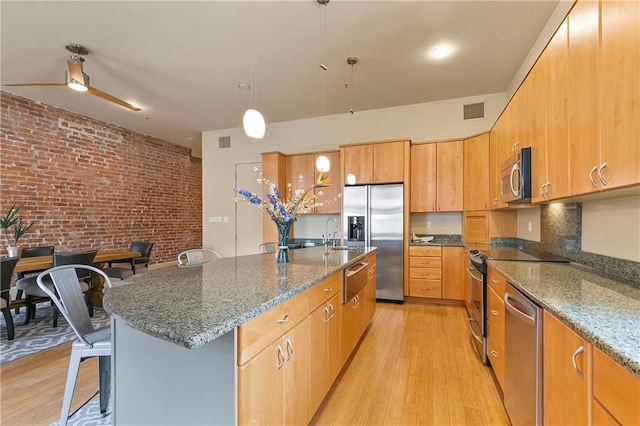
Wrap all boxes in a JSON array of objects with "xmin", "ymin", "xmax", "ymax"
[
  {"xmin": 545, "ymin": 181, "xmax": 551, "ymax": 199},
  {"xmin": 491, "ymin": 350, "xmax": 499, "ymax": 358},
  {"xmin": 353, "ymin": 295, "xmax": 360, "ymax": 308},
  {"xmin": 512, "ymin": 141, "xmax": 520, "ymax": 153},
  {"xmin": 540, "ymin": 183, "xmax": 546, "ymax": 197},
  {"xmin": 277, "ymin": 345, "xmax": 285, "ymax": 369},
  {"xmin": 491, "ymin": 278, "xmax": 498, "ymax": 284},
  {"xmin": 491, "ymin": 310, "xmax": 499, "ymax": 316},
  {"xmin": 598, "ymin": 162, "xmax": 608, "ymax": 186},
  {"xmin": 324, "ymin": 286, "xmax": 333, "ymax": 292},
  {"xmin": 285, "ymin": 338, "xmax": 294, "ymax": 362},
  {"xmin": 323, "ymin": 306, "xmax": 331, "ymax": 323},
  {"xmin": 571, "ymin": 346, "xmax": 584, "ymax": 379},
  {"xmin": 276, "ymin": 314, "xmax": 290, "ymax": 324},
  {"xmin": 328, "ymin": 303, "xmax": 335, "ymax": 320},
  {"xmin": 589, "ymin": 165, "xmax": 599, "ymax": 188}
]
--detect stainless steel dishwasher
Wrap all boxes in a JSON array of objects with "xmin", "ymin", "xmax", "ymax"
[{"xmin": 503, "ymin": 282, "xmax": 543, "ymax": 426}]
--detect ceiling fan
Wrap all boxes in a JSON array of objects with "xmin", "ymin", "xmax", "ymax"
[{"xmin": 4, "ymin": 44, "xmax": 141, "ymax": 112}]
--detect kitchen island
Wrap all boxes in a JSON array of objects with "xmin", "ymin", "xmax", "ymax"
[{"xmin": 103, "ymin": 246, "xmax": 376, "ymax": 425}]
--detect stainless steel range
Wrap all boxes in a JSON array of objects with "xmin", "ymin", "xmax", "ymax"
[
  {"xmin": 465, "ymin": 247, "xmax": 568, "ymax": 365},
  {"xmin": 466, "ymin": 250, "xmax": 489, "ymax": 364}
]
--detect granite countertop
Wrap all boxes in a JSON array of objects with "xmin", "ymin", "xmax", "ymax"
[
  {"xmin": 103, "ymin": 246, "xmax": 375, "ymax": 349},
  {"xmin": 489, "ymin": 260, "xmax": 640, "ymax": 377}
]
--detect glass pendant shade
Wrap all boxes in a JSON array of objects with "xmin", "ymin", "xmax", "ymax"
[
  {"xmin": 315, "ymin": 155, "xmax": 331, "ymax": 172},
  {"xmin": 243, "ymin": 108, "xmax": 265, "ymax": 139}
]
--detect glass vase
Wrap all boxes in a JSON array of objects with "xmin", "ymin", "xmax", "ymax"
[{"xmin": 276, "ymin": 220, "xmax": 293, "ymax": 264}]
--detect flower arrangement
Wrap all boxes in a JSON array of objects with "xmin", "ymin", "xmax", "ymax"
[{"xmin": 234, "ymin": 167, "xmax": 336, "ymax": 263}]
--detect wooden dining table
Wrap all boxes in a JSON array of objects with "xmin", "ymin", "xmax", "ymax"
[{"xmin": 14, "ymin": 250, "xmax": 142, "ymax": 306}]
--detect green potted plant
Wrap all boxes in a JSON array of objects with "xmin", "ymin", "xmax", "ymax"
[{"xmin": 0, "ymin": 204, "xmax": 35, "ymax": 257}]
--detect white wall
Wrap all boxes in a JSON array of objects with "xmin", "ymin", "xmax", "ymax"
[
  {"xmin": 410, "ymin": 212, "xmax": 462, "ymax": 236},
  {"xmin": 516, "ymin": 206, "xmax": 541, "ymax": 242},
  {"xmin": 582, "ymin": 195, "xmax": 640, "ymax": 262},
  {"xmin": 202, "ymin": 92, "xmax": 507, "ymax": 257}
]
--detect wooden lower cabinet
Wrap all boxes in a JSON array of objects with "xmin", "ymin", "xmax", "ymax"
[
  {"xmin": 542, "ymin": 311, "xmax": 590, "ymax": 426},
  {"xmin": 309, "ymin": 292, "xmax": 342, "ymax": 416},
  {"xmin": 486, "ymin": 267, "xmax": 506, "ymax": 390},
  {"xmin": 238, "ymin": 317, "xmax": 311, "ymax": 425},
  {"xmin": 409, "ymin": 246, "xmax": 442, "ymax": 298},
  {"xmin": 442, "ymin": 246, "xmax": 465, "ymax": 300},
  {"xmin": 409, "ymin": 245, "xmax": 465, "ymax": 301},
  {"xmin": 592, "ymin": 346, "xmax": 640, "ymax": 425}
]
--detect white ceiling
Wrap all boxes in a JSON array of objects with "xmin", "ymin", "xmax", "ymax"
[{"xmin": 1, "ymin": 1, "xmax": 562, "ymax": 155}]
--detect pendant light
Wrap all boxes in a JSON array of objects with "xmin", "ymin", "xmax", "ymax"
[{"xmin": 243, "ymin": 25, "xmax": 265, "ymax": 139}]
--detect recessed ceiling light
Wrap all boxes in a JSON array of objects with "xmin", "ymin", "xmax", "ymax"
[
  {"xmin": 238, "ymin": 82, "xmax": 251, "ymax": 91},
  {"xmin": 431, "ymin": 44, "xmax": 453, "ymax": 59},
  {"xmin": 185, "ymin": 136, "xmax": 193, "ymax": 140}
]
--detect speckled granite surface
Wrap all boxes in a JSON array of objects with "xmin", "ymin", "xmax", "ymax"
[
  {"xmin": 103, "ymin": 246, "xmax": 374, "ymax": 349},
  {"xmin": 489, "ymin": 260, "xmax": 640, "ymax": 377},
  {"xmin": 410, "ymin": 234, "xmax": 463, "ymax": 246}
]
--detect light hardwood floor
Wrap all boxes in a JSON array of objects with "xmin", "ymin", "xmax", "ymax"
[
  {"xmin": 311, "ymin": 303, "xmax": 510, "ymax": 425},
  {"xmin": 0, "ymin": 303, "xmax": 509, "ymax": 425},
  {"xmin": 0, "ymin": 343, "xmax": 98, "ymax": 425}
]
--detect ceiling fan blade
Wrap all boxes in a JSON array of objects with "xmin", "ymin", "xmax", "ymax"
[
  {"xmin": 67, "ymin": 59, "xmax": 85, "ymax": 83},
  {"xmin": 87, "ymin": 87, "xmax": 141, "ymax": 111},
  {"xmin": 4, "ymin": 83, "xmax": 66, "ymax": 87}
]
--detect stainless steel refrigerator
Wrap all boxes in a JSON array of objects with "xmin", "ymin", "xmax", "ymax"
[{"xmin": 343, "ymin": 184, "xmax": 404, "ymax": 302}]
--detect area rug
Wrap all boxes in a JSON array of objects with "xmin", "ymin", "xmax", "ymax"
[
  {"xmin": 50, "ymin": 399, "xmax": 110, "ymax": 426},
  {"xmin": 0, "ymin": 303, "xmax": 110, "ymax": 364}
]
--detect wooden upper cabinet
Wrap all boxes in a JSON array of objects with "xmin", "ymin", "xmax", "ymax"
[
  {"xmin": 599, "ymin": 0, "xmax": 640, "ymax": 190},
  {"xmin": 463, "ymin": 133, "xmax": 490, "ymax": 211},
  {"xmin": 568, "ymin": 0, "xmax": 601, "ymax": 196},
  {"xmin": 342, "ymin": 144, "xmax": 373, "ymax": 185},
  {"xmin": 489, "ymin": 110, "xmax": 511, "ymax": 210},
  {"xmin": 373, "ymin": 141, "xmax": 405, "ymax": 183},
  {"xmin": 542, "ymin": 18, "xmax": 570, "ymax": 202},
  {"xmin": 569, "ymin": 0, "xmax": 640, "ymax": 196},
  {"xmin": 410, "ymin": 143, "xmax": 436, "ymax": 212},
  {"xmin": 411, "ymin": 140, "xmax": 462, "ymax": 212},
  {"xmin": 314, "ymin": 151, "xmax": 341, "ymax": 214},
  {"xmin": 286, "ymin": 154, "xmax": 315, "ymax": 199},
  {"xmin": 343, "ymin": 140, "xmax": 406, "ymax": 185},
  {"xmin": 436, "ymin": 140, "xmax": 463, "ymax": 211},
  {"xmin": 261, "ymin": 152, "xmax": 287, "ymax": 243}
]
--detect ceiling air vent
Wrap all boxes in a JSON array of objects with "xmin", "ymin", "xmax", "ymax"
[
  {"xmin": 463, "ymin": 102, "xmax": 485, "ymax": 120},
  {"xmin": 219, "ymin": 136, "xmax": 231, "ymax": 148}
]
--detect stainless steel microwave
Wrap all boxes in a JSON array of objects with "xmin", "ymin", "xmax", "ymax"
[{"xmin": 500, "ymin": 146, "xmax": 531, "ymax": 203}]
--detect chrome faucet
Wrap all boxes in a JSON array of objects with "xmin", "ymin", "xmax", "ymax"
[{"xmin": 323, "ymin": 217, "xmax": 338, "ymax": 246}]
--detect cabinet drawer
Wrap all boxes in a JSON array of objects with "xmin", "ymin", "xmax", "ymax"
[
  {"xmin": 487, "ymin": 266, "xmax": 506, "ymax": 297},
  {"xmin": 238, "ymin": 289, "xmax": 309, "ymax": 365},
  {"xmin": 486, "ymin": 286, "xmax": 505, "ymax": 345},
  {"xmin": 409, "ymin": 246, "xmax": 442, "ymax": 257},
  {"xmin": 308, "ymin": 272, "xmax": 342, "ymax": 312},
  {"xmin": 409, "ymin": 279, "xmax": 441, "ymax": 298},
  {"xmin": 487, "ymin": 324, "xmax": 504, "ymax": 391},
  {"xmin": 409, "ymin": 257, "xmax": 442, "ymax": 268},
  {"xmin": 593, "ymin": 347, "xmax": 640, "ymax": 425},
  {"xmin": 409, "ymin": 267, "xmax": 442, "ymax": 279}
]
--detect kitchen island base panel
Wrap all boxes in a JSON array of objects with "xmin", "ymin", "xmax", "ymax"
[{"xmin": 112, "ymin": 319, "xmax": 235, "ymax": 425}]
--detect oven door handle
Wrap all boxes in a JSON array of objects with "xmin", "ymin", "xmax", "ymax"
[
  {"xmin": 467, "ymin": 318, "xmax": 484, "ymax": 344},
  {"xmin": 466, "ymin": 267, "xmax": 483, "ymax": 282}
]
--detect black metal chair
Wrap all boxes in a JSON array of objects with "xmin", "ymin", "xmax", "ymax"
[
  {"xmin": 16, "ymin": 250, "xmax": 97, "ymax": 327},
  {"xmin": 14, "ymin": 245, "xmax": 55, "ymax": 313},
  {"xmin": 1, "ymin": 256, "xmax": 20, "ymax": 340},
  {"xmin": 103, "ymin": 241, "xmax": 154, "ymax": 280}
]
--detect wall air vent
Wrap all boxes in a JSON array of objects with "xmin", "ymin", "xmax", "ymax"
[
  {"xmin": 219, "ymin": 136, "xmax": 231, "ymax": 148},
  {"xmin": 463, "ymin": 102, "xmax": 485, "ymax": 120}
]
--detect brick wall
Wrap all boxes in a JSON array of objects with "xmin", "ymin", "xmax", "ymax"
[{"xmin": 0, "ymin": 91, "xmax": 202, "ymax": 263}]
